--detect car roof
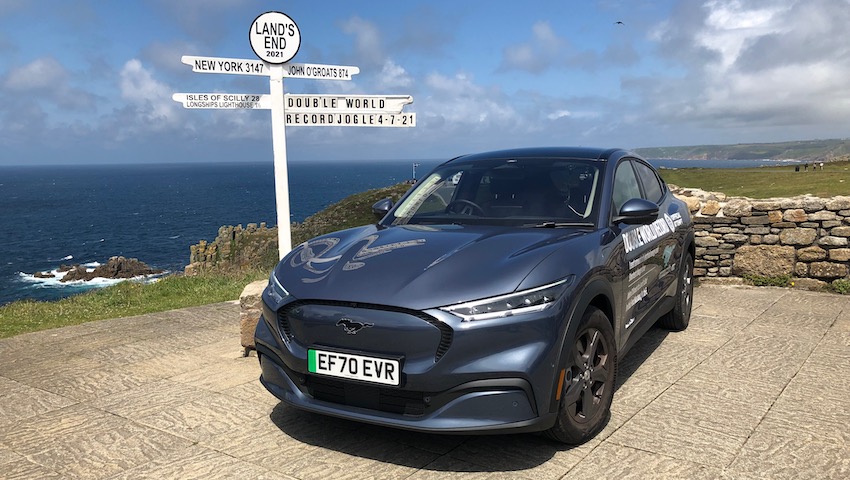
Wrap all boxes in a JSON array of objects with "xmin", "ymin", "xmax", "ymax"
[{"xmin": 447, "ymin": 147, "xmax": 635, "ymax": 164}]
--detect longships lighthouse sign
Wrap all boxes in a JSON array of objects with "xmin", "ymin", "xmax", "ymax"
[{"xmin": 173, "ymin": 11, "xmax": 416, "ymax": 257}]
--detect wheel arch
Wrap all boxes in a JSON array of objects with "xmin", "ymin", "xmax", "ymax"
[{"xmin": 547, "ymin": 277, "xmax": 616, "ymax": 414}]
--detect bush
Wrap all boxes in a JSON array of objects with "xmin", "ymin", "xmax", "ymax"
[{"xmin": 828, "ymin": 278, "xmax": 850, "ymax": 295}]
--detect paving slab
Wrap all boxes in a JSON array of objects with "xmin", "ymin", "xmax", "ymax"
[{"xmin": 1, "ymin": 288, "xmax": 849, "ymax": 479}]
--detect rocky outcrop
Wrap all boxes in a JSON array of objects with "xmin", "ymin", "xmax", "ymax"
[
  {"xmin": 61, "ymin": 256, "xmax": 163, "ymax": 282},
  {"xmin": 184, "ymin": 223, "xmax": 278, "ymax": 276},
  {"xmin": 672, "ymin": 186, "xmax": 850, "ymax": 286}
]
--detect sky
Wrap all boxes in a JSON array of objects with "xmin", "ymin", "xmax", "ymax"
[{"xmin": 1, "ymin": 0, "xmax": 849, "ymax": 165}]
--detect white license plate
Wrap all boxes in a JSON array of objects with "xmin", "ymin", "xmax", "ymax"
[{"xmin": 308, "ymin": 349, "xmax": 400, "ymax": 386}]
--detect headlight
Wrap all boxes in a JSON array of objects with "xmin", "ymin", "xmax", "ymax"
[
  {"xmin": 440, "ymin": 277, "xmax": 571, "ymax": 321},
  {"xmin": 266, "ymin": 272, "xmax": 289, "ymax": 304}
]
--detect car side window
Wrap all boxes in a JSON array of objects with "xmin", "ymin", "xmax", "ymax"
[
  {"xmin": 634, "ymin": 161, "xmax": 664, "ymax": 204},
  {"xmin": 612, "ymin": 160, "xmax": 642, "ymax": 214}
]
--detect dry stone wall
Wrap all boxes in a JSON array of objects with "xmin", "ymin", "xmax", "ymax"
[{"xmin": 672, "ymin": 187, "xmax": 850, "ymax": 288}]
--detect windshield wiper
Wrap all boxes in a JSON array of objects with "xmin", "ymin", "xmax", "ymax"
[{"xmin": 526, "ymin": 221, "xmax": 595, "ymax": 228}]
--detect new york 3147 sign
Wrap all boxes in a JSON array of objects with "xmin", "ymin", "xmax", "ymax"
[{"xmin": 172, "ymin": 11, "xmax": 416, "ymax": 257}]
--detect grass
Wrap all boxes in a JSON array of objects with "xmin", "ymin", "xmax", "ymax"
[
  {"xmin": 0, "ymin": 272, "xmax": 265, "ymax": 339},
  {"xmin": 659, "ymin": 160, "xmax": 850, "ymax": 198},
  {"xmin": 828, "ymin": 279, "xmax": 850, "ymax": 295},
  {"xmin": 742, "ymin": 274, "xmax": 792, "ymax": 287}
]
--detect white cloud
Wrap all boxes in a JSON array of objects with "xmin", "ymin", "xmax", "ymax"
[
  {"xmin": 698, "ymin": 0, "xmax": 787, "ymax": 69},
  {"xmin": 340, "ymin": 16, "xmax": 384, "ymax": 68},
  {"xmin": 532, "ymin": 21, "xmax": 562, "ymax": 53},
  {"xmin": 377, "ymin": 60, "xmax": 413, "ymax": 90},
  {"xmin": 2, "ymin": 57, "xmax": 96, "ymax": 111},
  {"xmin": 500, "ymin": 21, "xmax": 563, "ymax": 73},
  {"xmin": 423, "ymin": 72, "xmax": 514, "ymax": 126},
  {"xmin": 119, "ymin": 59, "xmax": 180, "ymax": 130},
  {"xmin": 547, "ymin": 110, "xmax": 571, "ymax": 120},
  {"xmin": 4, "ymin": 57, "xmax": 66, "ymax": 90},
  {"xmin": 636, "ymin": 0, "xmax": 850, "ymax": 137}
]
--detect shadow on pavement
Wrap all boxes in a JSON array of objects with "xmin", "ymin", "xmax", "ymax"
[{"xmin": 266, "ymin": 325, "xmax": 671, "ymax": 473}]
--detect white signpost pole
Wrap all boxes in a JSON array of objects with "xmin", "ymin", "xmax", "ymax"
[
  {"xmin": 268, "ymin": 64, "xmax": 292, "ymax": 256},
  {"xmin": 251, "ymin": 11, "xmax": 301, "ymax": 259}
]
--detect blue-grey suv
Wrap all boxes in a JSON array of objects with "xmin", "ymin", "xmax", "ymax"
[{"xmin": 256, "ymin": 147, "xmax": 695, "ymax": 444}]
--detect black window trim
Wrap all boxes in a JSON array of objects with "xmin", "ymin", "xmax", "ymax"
[{"xmin": 631, "ymin": 158, "xmax": 667, "ymax": 205}]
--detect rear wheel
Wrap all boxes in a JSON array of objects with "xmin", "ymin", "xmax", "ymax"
[
  {"xmin": 660, "ymin": 251, "xmax": 694, "ymax": 331},
  {"xmin": 545, "ymin": 307, "xmax": 616, "ymax": 444}
]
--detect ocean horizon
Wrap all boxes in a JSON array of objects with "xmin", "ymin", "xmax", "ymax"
[{"xmin": 0, "ymin": 157, "xmax": 802, "ymax": 306}]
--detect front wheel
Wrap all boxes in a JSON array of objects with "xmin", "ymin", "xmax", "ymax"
[{"xmin": 545, "ymin": 307, "xmax": 617, "ymax": 444}]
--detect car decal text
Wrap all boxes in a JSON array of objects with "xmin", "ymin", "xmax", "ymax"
[{"xmin": 623, "ymin": 214, "xmax": 678, "ymax": 254}]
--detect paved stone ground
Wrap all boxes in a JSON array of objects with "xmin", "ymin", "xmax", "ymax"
[{"xmin": 1, "ymin": 284, "xmax": 848, "ymax": 479}]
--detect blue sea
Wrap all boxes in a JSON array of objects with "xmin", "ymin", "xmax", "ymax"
[{"xmin": 0, "ymin": 157, "xmax": 800, "ymax": 306}]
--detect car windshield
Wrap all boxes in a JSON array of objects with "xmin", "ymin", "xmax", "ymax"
[{"xmin": 388, "ymin": 157, "xmax": 601, "ymax": 227}]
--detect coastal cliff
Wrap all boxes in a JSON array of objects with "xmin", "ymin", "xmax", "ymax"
[{"xmin": 185, "ymin": 182, "xmax": 412, "ymax": 275}]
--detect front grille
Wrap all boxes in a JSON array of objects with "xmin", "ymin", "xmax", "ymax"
[
  {"xmin": 276, "ymin": 300, "xmax": 454, "ymax": 362},
  {"xmin": 306, "ymin": 375, "xmax": 428, "ymax": 416}
]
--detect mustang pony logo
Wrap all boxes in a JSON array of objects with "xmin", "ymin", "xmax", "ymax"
[
  {"xmin": 291, "ymin": 234, "xmax": 426, "ymax": 283},
  {"xmin": 336, "ymin": 318, "xmax": 374, "ymax": 335}
]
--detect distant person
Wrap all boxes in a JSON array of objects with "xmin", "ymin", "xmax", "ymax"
[
  {"xmin": 804, "ymin": 163, "xmax": 808, "ymax": 171},
  {"xmin": 795, "ymin": 165, "xmax": 800, "ymax": 172},
  {"xmin": 820, "ymin": 162, "xmax": 824, "ymax": 170}
]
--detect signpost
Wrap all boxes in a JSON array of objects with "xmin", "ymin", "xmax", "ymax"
[
  {"xmin": 182, "ymin": 55, "xmax": 268, "ymax": 75},
  {"xmin": 172, "ymin": 93, "xmax": 413, "ymax": 115},
  {"xmin": 180, "ymin": 55, "xmax": 360, "ymax": 80},
  {"xmin": 173, "ymin": 11, "xmax": 415, "ymax": 259},
  {"xmin": 172, "ymin": 93, "xmax": 271, "ymax": 109},
  {"xmin": 249, "ymin": 11, "xmax": 300, "ymax": 64},
  {"xmin": 284, "ymin": 94, "xmax": 412, "ymax": 113}
]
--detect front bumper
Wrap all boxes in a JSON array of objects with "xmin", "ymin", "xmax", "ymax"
[{"xmin": 254, "ymin": 294, "xmax": 569, "ymax": 434}]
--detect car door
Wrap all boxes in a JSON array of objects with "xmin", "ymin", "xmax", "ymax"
[
  {"xmin": 632, "ymin": 160, "xmax": 681, "ymax": 299},
  {"xmin": 612, "ymin": 159, "xmax": 667, "ymax": 342}
]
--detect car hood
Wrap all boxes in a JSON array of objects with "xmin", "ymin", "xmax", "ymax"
[{"xmin": 276, "ymin": 223, "xmax": 587, "ymax": 310}]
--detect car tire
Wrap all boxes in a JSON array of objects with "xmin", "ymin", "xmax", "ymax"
[
  {"xmin": 659, "ymin": 251, "xmax": 694, "ymax": 331},
  {"xmin": 545, "ymin": 306, "xmax": 617, "ymax": 444}
]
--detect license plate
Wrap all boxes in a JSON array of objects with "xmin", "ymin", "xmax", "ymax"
[{"xmin": 308, "ymin": 349, "xmax": 401, "ymax": 386}]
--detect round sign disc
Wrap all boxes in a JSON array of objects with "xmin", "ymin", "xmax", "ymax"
[{"xmin": 249, "ymin": 11, "xmax": 301, "ymax": 64}]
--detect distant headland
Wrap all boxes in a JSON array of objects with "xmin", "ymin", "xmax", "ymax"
[{"xmin": 634, "ymin": 138, "xmax": 850, "ymax": 162}]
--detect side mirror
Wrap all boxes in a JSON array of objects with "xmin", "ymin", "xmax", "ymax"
[
  {"xmin": 371, "ymin": 197, "xmax": 394, "ymax": 222},
  {"xmin": 614, "ymin": 198, "xmax": 659, "ymax": 225}
]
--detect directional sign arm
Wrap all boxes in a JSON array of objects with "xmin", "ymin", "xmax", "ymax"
[
  {"xmin": 180, "ymin": 56, "xmax": 361, "ymax": 81},
  {"xmin": 281, "ymin": 62, "xmax": 360, "ymax": 80},
  {"xmin": 172, "ymin": 93, "xmax": 272, "ymax": 109},
  {"xmin": 285, "ymin": 112, "xmax": 416, "ymax": 127},
  {"xmin": 181, "ymin": 55, "xmax": 269, "ymax": 76},
  {"xmin": 283, "ymin": 94, "xmax": 412, "ymax": 113}
]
